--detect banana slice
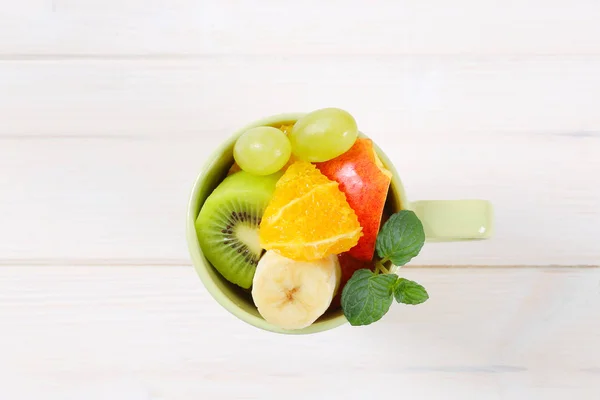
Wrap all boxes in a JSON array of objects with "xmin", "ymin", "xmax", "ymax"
[{"xmin": 252, "ymin": 250, "xmax": 341, "ymax": 330}]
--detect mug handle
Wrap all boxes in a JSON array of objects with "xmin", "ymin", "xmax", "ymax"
[{"xmin": 409, "ymin": 200, "xmax": 494, "ymax": 241}]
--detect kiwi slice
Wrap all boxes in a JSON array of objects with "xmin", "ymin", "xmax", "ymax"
[{"xmin": 195, "ymin": 170, "xmax": 282, "ymax": 289}]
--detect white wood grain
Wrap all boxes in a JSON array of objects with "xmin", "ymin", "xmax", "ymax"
[
  {"xmin": 2, "ymin": 57, "xmax": 600, "ymax": 138},
  {"xmin": 1, "ymin": 58, "xmax": 599, "ymax": 265},
  {"xmin": 2, "ymin": 133, "xmax": 599, "ymax": 265},
  {"xmin": 1, "ymin": 0, "xmax": 600, "ymax": 56},
  {"xmin": 0, "ymin": 266, "xmax": 598, "ymax": 399},
  {"xmin": 1, "ymin": 1, "xmax": 599, "ymax": 397}
]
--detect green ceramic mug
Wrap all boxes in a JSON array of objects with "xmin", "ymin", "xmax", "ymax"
[{"xmin": 186, "ymin": 113, "xmax": 493, "ymax": 334}]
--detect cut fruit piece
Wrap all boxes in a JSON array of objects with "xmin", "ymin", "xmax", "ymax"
[
  {"xmin": 259, "ymin": 161, "xmax": 362, "ymax": 261},
  {"xmin": 316, "ymin": 138, "xmax": 392, "ymax": 261},
  {"xmin": 278, "ymin": 123, "xmax": 295, "ymax": 135},
  {"xmin": 329, "ymin": 253, "xmax": 375, "ymax": 310},
  {"xmin": 195, "ymin": 171, "xmax": 282, "ymax": 289},
  {"xmin": 252, "ymin": 250, "xmax": 341, "ymax": 330},
  {"xmin": 227, "ymin": 162, "xmax": 242, "ymax": 176}
]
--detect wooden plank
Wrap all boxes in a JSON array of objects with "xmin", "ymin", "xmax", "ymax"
[
  {"xmin": 2, "ymin": 57, "xmax": 600, "ymax": 138},
  {"xmin": 0, "ymin": 133, "xmax": 598, "ymax": 265},
  {"xmin": 1, "ymin": 1, "xmax": 600, "ymax": 56},
  {"xmin": 0, "ymin": 266, "xmax": 598, "ymax": 399},
  {"xmin": 1, "ymin": 58, "xmax": 598, "ymax": 264}
]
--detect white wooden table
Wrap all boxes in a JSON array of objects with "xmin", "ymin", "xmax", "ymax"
[{"xmin": 1, "ymin": 2, "xmax": 599, "ymax": 399}]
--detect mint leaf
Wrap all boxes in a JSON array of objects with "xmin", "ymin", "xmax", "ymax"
[
  {"xmin": 341, "ymin": 269, "xmax": 397, "ymax": 326},
  {"xmin": 376, "ymin": 210, "xmax": 425, "ymax": 266},
  {"xmin": 340, "ymin": 211, "xmax": 430, "ymax": 328},
  {"xmin": 394, "ymin": 278, "xmax": 429, "ymax": 305}
]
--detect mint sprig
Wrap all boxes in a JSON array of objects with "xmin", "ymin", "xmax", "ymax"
[
  {"xmin": 340, "ymin": 270, "xmax": 396, "ymax": 326},
  {"xmin": 394, "ymin": 278, "xmax": 429, "ymax": 305},
  {"xmin": 376, "ymin": 210, "xmax": 425, "ymax": 266},
  {"xmin": 341, "ymin": 210, "xmax": 429, "ymax": 326}
]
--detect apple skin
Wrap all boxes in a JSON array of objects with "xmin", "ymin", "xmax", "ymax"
[
  {"xmin": 330, "ymin": 252, "xmax": 375, "ymax": 310},
  {"xmin": 316, "ymin": 138, "xmax": 392, "ymax": 261}
]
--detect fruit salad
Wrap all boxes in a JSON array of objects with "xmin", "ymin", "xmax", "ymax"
[{"xmin": 196, "ymin": 108, "xmax": 429, "ymax": 330}]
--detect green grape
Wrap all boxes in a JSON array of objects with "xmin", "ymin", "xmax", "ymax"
[
  {"xmin": 289, "ymin": 108, "xmax": 358, "ymax": 162},
  {"xmin": 233, "ymin": 126, "xmax": 292, "ymax": 176}
]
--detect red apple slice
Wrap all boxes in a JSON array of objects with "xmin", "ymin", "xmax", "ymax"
[
  {"xmin": 330, "ymin": 252, "xmax": 375, "ymax": 310},
  {"xmin": 316, "ymin": 138, "xmax": 392, "ymax": 261}
]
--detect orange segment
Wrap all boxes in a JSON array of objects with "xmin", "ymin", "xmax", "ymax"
[
  {"xmin": 278, "ymin": 123, "xmax": 295, "ymax": 135},
  {"xmin": 259, "ymin": 161, "xmax": 362, "ymax": 261}
]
